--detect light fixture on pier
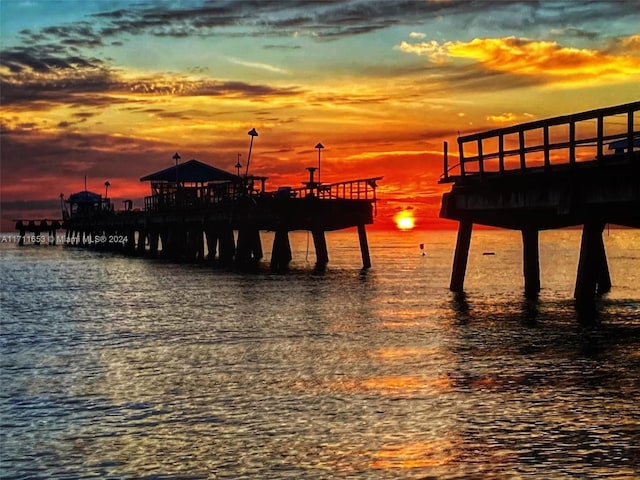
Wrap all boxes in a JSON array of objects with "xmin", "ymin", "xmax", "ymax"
[
  {"xmin": 315, "ymin": 142, "xmax": 324, "ymax": 184},
  {"xmin": 235, "ymin": 153, "xmax": 242, "ymax": 177},
  {"xmin": 245, "ymin": 128, "xmax": 258, "ymax": 176},
  {"xmin": 173, "ymin": 152, "xmax": 181, "ymax": 186},
  {"xmin": 104, "ymin": 181, "xmax": 110, "ymax": 198}
]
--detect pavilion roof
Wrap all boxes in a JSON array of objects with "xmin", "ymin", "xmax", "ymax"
[{"xmin": 140, "ymin": 159, "xmax": 238, "ymax": 183}]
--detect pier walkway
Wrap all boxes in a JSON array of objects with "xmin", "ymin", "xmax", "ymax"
[{"xmin": 439, "ymin": 101, "xmax": 639, "ymax": 303}]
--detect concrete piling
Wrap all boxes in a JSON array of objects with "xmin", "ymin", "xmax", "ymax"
[
  {"xmin": 522, "ymin": 228, "xmax": 541, "ymax": 298},
  {"xmin": 449, "ymin": 220, "xmax": 473, "ymax": 293}
]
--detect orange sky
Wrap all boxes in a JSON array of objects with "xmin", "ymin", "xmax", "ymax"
[{"xmin": 1, "ymin": 1, "xmax": 639, "ymax": 231}]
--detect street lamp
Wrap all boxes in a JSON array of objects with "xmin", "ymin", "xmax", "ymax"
[
  {"xmin": 235, "ymin": 153, "xmax": 242, "ymax": 177},
  {"xmin": 245, "ymin": 128, "xmax": 258, "ymax": 176},
  {"xmin": 315, "ymin": 142, "xmax": 324, "ymax": 184},
  {"xmin": 173, "ymin": 152, "xmax": 181, "ymax": 187}
]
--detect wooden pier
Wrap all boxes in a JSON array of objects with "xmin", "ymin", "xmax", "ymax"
[
  {"xmin": 13, "ymin": 219, "xmax": 62, "ymax": 245},
  {"xmin": 19, "ymin": 152, "xmax": 381, "ymax": 271},
  {"xmin": 439, "ymin": 101, "xmax": 639, "ymax": 303}
]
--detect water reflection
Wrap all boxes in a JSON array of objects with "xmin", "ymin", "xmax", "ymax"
[
  {"xmin": 1, "ymin": 230, "xmax": 638, "ymax": 479},
  {"xmin": 370, "ymin": 439, "xmax": 458, "ymax": 470}
]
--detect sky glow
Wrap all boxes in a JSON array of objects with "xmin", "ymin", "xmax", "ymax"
[{"xmin": 1, "ymin": 0, "xmax": 639, "ymax": 230}]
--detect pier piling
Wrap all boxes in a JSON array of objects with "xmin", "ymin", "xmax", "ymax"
[
  {"xmin": 450, "ymin": 220, "xmax": 473, "ymax": 292},
  {"xmin": 235, "ymin": 228, "xmax": 262, "ymax": 270},
  {"xmin": 148, "ymin": 231, "xmax": 159, "ymax": 257},
  {"xmin": 357, "ymin": 224, "xmax": 371, "ymax": 269},
  {"xmin": 136, "ymin": 229, "xmax": 147, "ymax": 255},
  {"xmin": 522, "ymin": 228, "xmax": 541, "ymax": 298},
  {"xmin": 219, "ymin": 228, "xmax": 236, "ymax": 267},
  {"xmin": 575, "ymin": 222, "xmax": 611, "ymax": 302},
  {"xmin": 312, "ymin": 229, "xmax": 329, "ymax": 270},
  {"xmin": 270, "ymin": 230, "xmax": 292, "ymax": 271}
]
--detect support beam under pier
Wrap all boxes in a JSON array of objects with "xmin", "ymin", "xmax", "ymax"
[
  {"xmin": 575, "ymin": 222, "xmax": 611, "ymax": 303},
  {"xmin": 148, "ymin": 231, "xmax": 159, "ymax": 257},
  {"xmin": 235, "ymin": 228, "xmax": 263, "ymax": 270},
  {"xmin": 357, "ymin": 224, "xmax": 371, "ymax": 269},
  {"xmin": 136, "ymin": 229, "xmax": 146, "ymax": 255},
  {"xmin": 522, "ymin": 228, "xmax": 541, "ymax": 298},
  {"xmin": 312, "ymin": 229, "xmax": 329, "ymax": 270},
  {"xmin": 450, "ymin": 220, "xmax": 473, "ymax": 292},
  {"xmin": 270, "ymin": 230, "xmax": 292, "ymax": 271},
  {"xmin": 218, "ymin": 228, "xmax": 236, "ymax": 268},
  {"xmin": 205, "ymin": 227, "xmax": 219, "ymax": 263}
]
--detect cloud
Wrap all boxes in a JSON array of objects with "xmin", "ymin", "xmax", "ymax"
[
  {"xmin": 397, "ymin": 36, "xmax": 640, "ymax": 86},
  {"xmin": 409, "ymin": 32, "xmax": 426, "ymax": 39},
  {"xmin": 12, "ymin": 0, "xmax": 637, "ymax": 47},
  {"xmin": 605, "ymin": 33, "xmax": 640, "ymax": 56},
  {"xmin": 396, "ymin": 40, "xmax": 449, "ymax": 63},
  {"xmin": 226, "ymin": 57, "xmax": 289, "ymax": 74},
  {"xmin": 1, "ymin": 46, "xmax": 303, "ymax": 108},
  {"xmin": 486, "ymin": 113, "xmax": 516, "ymax": 123}
]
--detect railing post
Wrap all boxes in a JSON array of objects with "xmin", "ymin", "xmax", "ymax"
[
  {"xmin": 443, "ymin": 141, "xmax": 449, "ymax": 181},
  {"xmin": 569, "ymin": 119, "xmax": 576, "ymax": 166},
  {"xmin": 458, "ymin": 137, "xmax": 466, "ymax": 177},
  {"xmin": 498, "ymin": 133, "xmax": 505, "ymax": 174},
  {"xmin": 543, "ymin": 125, "xmax": 551, "ymax": 171},
  {"xmin": 518, "ymin": 128, "xmax": 526, "ymax": 170},
  {"xmin": 477, "ymin": 138, "xmax": 484, "ymax": 176},
  {"xmin": 596, "ymin": 115, "xmax": 604, "ymax": 162},
  {"xmin": 628, "ymin": 106, "xmax": 634, "ymax": 164}
]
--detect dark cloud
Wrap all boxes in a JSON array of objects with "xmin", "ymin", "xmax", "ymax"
[
  {"xmin": 0, "ymin": 127, "xmax": 175, "ymax": 189},
  {"xmin": 1, "ymin": 43, "xmax": 304, "ymax": 108},
  {"xmin": 4, "ymin": 0, "xmax": 638, "ymax": 105},
  {"xmin": 0, "ymin": 48, "xmax": 103, "ymax": 74},
  {"xmin": 11, "ymin": 0, "xmax": 636, "ymax": 49}
]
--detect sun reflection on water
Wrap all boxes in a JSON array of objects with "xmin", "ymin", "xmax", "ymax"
[{"xmin": 370, "ymin": 439, "xmax": 459, "ymax": 470}]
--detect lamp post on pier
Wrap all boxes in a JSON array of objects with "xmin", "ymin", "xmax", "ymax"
[
  {"xmin": 235, "ymin": 153, "xmax": 242, "ymax": 177},
  {"xmin": 173, "ymin": 152, "xmax": 181, "ymax": 188},
  {"xmin": 315, "ymin": 142, "xmax": 324, "ymax": 185},
  {"xmin": 245, "ymin": 128, "xmax": 258, "ymax": 176}
]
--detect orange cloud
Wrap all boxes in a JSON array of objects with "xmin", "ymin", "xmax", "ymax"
[{"xmin": 398, "ymin": 36, "xmax": 640, "ymax": 86}]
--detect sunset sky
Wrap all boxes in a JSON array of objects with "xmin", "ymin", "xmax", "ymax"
[{"xmin": 1, "ymin": 0, "xmax": 639, "ymax": 231}]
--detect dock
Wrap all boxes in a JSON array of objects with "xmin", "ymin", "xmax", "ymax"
[
  {"xmin": 15, "ymin": 135, "xmax": 381, "ymax": 271},
  {"xmin": 439, "ymin": 101, "xmax": 639, "ymax": 303}
]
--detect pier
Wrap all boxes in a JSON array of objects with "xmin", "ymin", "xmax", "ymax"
[
  {"xmin": 13, "ymin": 219, "xmax": 62, "ymax": 246},
  {"xmin": 17, "ymin": 140, "xmax": 381, "ymax": 271},
  {"xmin": 439, "ymin": 101, "xmax": 639, "ymax": 303}
]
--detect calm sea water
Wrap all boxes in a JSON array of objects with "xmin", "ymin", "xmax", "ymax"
[{"xmin": 1, "ymin": 229, "xmax": 639, "ymax": 479}]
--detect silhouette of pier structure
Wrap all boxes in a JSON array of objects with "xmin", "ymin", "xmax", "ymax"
[
  {"xmin": 23, "ymin": 136, "xmax": 381, "ymax": 271},
  {"xmin": 439, "ymin": 101, "xmax": 639, "ymax": 303},
  {"xmin": 13, "ymin": 219, "xmax": 62, "ymax": 245}
]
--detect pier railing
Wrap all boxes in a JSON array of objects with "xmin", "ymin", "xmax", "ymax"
[
  {"xmin": 144, "ymin": 176, "xmax": 382, "ymax": 212},
  {"xmin": 440, "ymin": 101, "xmax": 639, "ymax": 182},
  {"xmin": 285, "ymin": 177, "xmax": 382, "ymax": 201},
  {"xmin": 145, "ymin": 182, "xmax": 245, "ymax": 212}
]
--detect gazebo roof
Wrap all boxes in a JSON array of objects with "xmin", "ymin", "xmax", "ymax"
[
  {"xmin": 140, "ymin": 159, "xmax": 238, "ymax": 183},
  {"xmin": 68, "ymin": 190, "xmax": 101, "ymax": 204}
]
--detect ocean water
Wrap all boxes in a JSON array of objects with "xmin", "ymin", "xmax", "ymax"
[{"xmin": 1, "ymin": 228, "xmax": 639, "ymax": 479}]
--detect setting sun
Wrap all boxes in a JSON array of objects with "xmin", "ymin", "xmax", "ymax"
[{"xmin": 395, "ymin": 212, "xmax": 415, "ymax": 231}]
